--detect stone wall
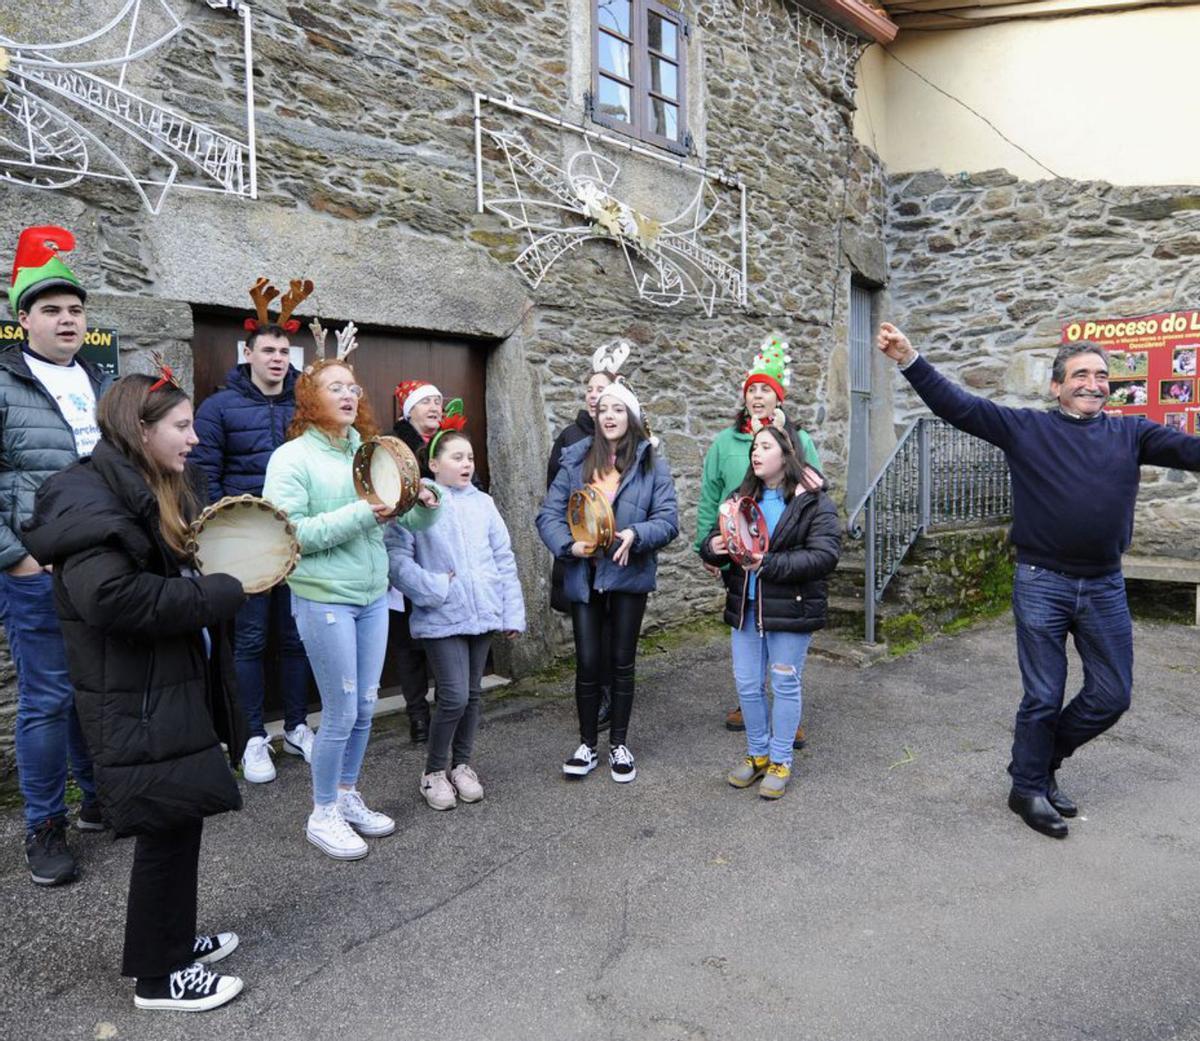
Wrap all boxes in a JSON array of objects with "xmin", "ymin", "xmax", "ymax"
[
  {"xmin": 883, "ymin": 171, "xmax": 1200, "ymax": 560},
  {"xmin": 0, "ymin": 0, "xmax": 886, "ymax": 781}
]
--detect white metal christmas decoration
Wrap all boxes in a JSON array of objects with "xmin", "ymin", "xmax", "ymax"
[
  {"xmin": 0, "ymin": 0, "xmax": 257, "ymax": 214},
  {"xmin": 592, "ymin": 338, "xmax": 633, "ymax": 376}
]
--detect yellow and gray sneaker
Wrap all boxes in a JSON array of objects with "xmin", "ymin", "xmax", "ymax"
[
  {"xmin": 727, "ymin": 755, "xmax": 769, "ymax": 788},
  {"xmin": 759, "ymin": 762, "xmax": 791, "ymax": 800}
]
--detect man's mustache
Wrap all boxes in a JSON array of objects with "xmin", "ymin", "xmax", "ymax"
[{"xmin": 1073, "ymin": 389, "xmax": 1107, "ymax": 398}]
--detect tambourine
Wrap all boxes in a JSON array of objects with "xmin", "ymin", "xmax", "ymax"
[
  {"xmin": 567, "ymin": 486, "xmax": 616, "ymax": 554},
  {"xmin": 187, "ymin": 495, "xmax": 300, "ymax": 594},
  {"xmin": 718, "ymin": 495, "xmax": 769, "ymax": 568},
  {"xmin": 352, "ymin": 436, "xmax": 421, "ymax": 518}
]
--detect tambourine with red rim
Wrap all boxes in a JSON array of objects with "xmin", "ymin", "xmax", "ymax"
[
  {"xmin": 567, "ymin": 486, "xmax": 616, "ymax": 554},
  {"xmin": 352, "ymin": 436, "xmax": 421, "ymax": 518},
  {"xmin": 187, "ymin": 495, "xmax": 300, "ymax": 595},
  {"xmin": 718, "ymin": 495, "xmax": 769, "ymax": 568}
]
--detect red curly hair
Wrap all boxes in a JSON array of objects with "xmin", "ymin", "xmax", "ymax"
[{"xmin": 287, "ymin": 358, "xmax": 379, "ymax": 441}]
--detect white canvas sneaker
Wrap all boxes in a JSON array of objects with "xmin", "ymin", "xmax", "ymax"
[
  {"xmin": 337, "ymin": 789, "xmax": 396, "ymax": 837},
  {"xmin": 449, "ymin": 764, "xmax": 484, "ymax": 803},
  {"xmin": 240, "ymin": 736, "xmax": 275, "ymax": 784},
  {"xmin": 305, "ymin": 803, "xmax": 368, "ymax": 860},
  {"xmin": 420, "ymin": 770, "xmax": 457, "ymax": 811},
  {"xmin": 282, "ymin": 723, "xmax": 316, "ymax": 763},
  {"xmin": 562, "ymin": 743, "xmax": 599, "ymax": 778}
]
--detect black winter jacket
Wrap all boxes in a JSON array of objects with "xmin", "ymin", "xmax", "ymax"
[
  {"xmin": 22, "ymin": 441, "xmax": 248, "ymax": 836},
  {"xmin": 0, "ymin": 347, "xmax": 110, "ymax": 570},
  {"xmin": 700, "ymin": 489, "xmax": 842, "ymax": 633},
  {"xmin": 393, "ymin": 417, "xmax": 432, "ymax": 478},
  {"xmin": 191, "ymin": 363, "xmax": 297, "ymax": 503},
  {"xmin": 545, "ymin": 410, "xmax": 595, "ymax": 612}
]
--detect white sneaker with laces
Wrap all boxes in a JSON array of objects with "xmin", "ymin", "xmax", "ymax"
[
  {"xmin": 420, "ymin": 770, "xmax": 457, "ymax": 811},
  {"xmin": 193, "ymin": 932, "xmax": 239, "ymax": 965},
  {"xmin": 133, "ymin": 961, "xmax": 243, "ymax": 1012},
  {"xmin": 306, "ymin": 803, "xmax": 368, "ymax": 860},
  {"xmin": 337, "ymin": 789, "xmax": 396, "ymax": 837},
  {"xmin": 609, "ymin": 744, "xmax": 637, "ymax": 783},
  {"xmin": 450, "ymin": 764, "xmax": 484, "ymax": 803},
  {"xmin": 240, "ymin": 736, "xmax": 275, "ymax": 784},
  {"xmin": 282, "ymin": 723, "xmax": 315, "ymax": 763},
  {"xmin": 563, "ymin": 743, "xmax": 599, "ymax": 778}
]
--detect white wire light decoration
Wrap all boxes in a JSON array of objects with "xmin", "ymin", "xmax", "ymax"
[
  {"xmin": 0, "ymin": 0, "xmax": 257, "ymax": 215},
  {"xmin": 474, "ymin": 94, "xmax": 747, "ymax": 317}
]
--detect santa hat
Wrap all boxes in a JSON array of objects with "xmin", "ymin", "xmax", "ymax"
[
  {"xmin": 8, "ymin": 226, "xmax": 86, "ymax": 315},
  {"xmin": 742, "ymin": 333, "xmax": 791, "ymax": 402},
  {"xmin": 394, "ymin": 380, "xmax": 442, "ymax": 420}
]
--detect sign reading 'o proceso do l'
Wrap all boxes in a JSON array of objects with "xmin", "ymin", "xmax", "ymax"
[
  {"xmin": 0, "ymin": 322, "xmax": 121, "ymax": 378},
  {"xmin": 1062, "ymin": 309, "xmax": 1200, "ymax": 435}
]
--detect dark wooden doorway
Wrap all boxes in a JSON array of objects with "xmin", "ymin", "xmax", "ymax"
[{"xmin": 190, "ymin": 308, "xmax": 494, "ymax": 710}]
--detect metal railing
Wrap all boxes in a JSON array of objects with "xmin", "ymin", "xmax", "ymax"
[{"xmin": 846, "ymin": 417, "xmax": 1012, "ymax": 643}]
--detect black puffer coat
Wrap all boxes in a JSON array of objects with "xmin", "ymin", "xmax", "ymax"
[
  {"xmin": 700, "ymin": 488, "xmax": 842, "ymax": 633},
  {"xmin": 22, "ymin": 440, "xmax": 247, "ymax": 837},
  {"xmin": 0, "ymin": 347, "xmax": 110, "ymax": 570},
  {"xmin": 545, "ymin": 410, "xmax": 595, "ymax": 613}
]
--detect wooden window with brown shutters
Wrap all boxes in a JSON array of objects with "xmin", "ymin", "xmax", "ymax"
[{"xmin": 591, "ymin": 0, "xmax": 690, "ymax": 155}]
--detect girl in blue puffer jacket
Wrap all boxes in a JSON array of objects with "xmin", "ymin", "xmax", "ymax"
[
  {"xmin": 536, "ymin": 381, "xmax": 679, "ymax": 785},
  {"xmin": 385, "ymin": 423, "xmax": 525, "ymax": 812}
]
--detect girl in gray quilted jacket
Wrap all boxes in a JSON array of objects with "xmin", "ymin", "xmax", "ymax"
[{"xmin": 385, "ymin": 424, "xmax": 525, "ymax": 812}]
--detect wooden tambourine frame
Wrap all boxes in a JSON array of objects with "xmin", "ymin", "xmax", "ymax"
[
  {"xmin": 352, "ymin": 436, "xmax": 421, "ymax": 518},
  {"xmin": 187, "ymin": 495, "xmax": 300, "ymax": 594},
  {"xmin": 567, "ymin": 486, "xmax": 616, "ymax": 554}
]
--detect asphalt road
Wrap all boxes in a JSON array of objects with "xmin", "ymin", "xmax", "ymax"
[{"xmin": 1, "ymin": 615, "xmax": 1198, "ymax": 1041}]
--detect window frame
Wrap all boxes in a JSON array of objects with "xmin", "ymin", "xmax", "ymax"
[{"xmin": 590, "ymin": 0, "xmax": 689, "ymax": 156}]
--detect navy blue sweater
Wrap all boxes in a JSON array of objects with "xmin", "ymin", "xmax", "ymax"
[
  {"xmin": 903, "ymin": 355, "xmax": 1200, "ymax": 576},
  {"xmin": 192, "ymin": 364, "xmax": 297, "ymax": 503}
]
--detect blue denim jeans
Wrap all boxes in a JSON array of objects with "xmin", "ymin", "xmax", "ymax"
[
  {"xmin": 1009, "ymin": 563, "xmax": 1133, "ymax": 797},
  {"xmin": 291, "ymin": 594, "xmax": 389, "ymax": 806},
  {"xmin": 1, "ymin": 571, "xmax": 96, "ymax": 832},
  {"xmin": 730, "ymin": 616, "xmax": 812, "ymax": 767},
  {"xmin": 235, "ymin": 584, "xmax": 310, "ymax": 738}
]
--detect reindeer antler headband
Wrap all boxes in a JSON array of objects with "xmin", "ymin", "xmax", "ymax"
[
  {"xmin": 592, "ymin": 337, "xmax": 633, "ymax": 376},
  {"xmin": 244, "ymin": 276, "xmax": 314, "ymax": 334}
]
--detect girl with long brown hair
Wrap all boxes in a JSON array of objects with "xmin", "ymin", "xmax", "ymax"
[{"xmin": 24, "ymin": 372, "xmax": 249, "ymax": 1011}]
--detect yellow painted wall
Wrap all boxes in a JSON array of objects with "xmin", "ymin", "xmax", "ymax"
[{"xmin": 854, "ymin": 7, "xmax": 1200, "ymax": 186}]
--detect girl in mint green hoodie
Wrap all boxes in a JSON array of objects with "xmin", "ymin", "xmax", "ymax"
[{"xmin": 264, "ymin": 359, "xmax": 436, "ymax": 863}]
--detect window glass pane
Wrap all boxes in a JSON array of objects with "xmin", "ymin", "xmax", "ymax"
[
  {"xmin": 598, "ymin": 31, "xmax": 632, "ymax": 79},
  {"xmin": 650, "ymin": 55, "xmax": 677, "ymax": 99},
  {"xmin": 648, "ymin": 12, "xmax": 678, "ymax": 59},
  {"xmin": 598, "ymin": 76, "xmax": 632, "ymax": 124},
  {"xmin": 649, "ymin": 97, "xmax": 679, "ymax": 139},
  {"xmin": 597, "ymin": 0, "xmax": 631, "ymax": 37}
]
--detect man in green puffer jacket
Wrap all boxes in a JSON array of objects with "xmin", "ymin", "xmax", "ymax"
[{"xmin": 3, "ymin": 226, "xmax": 112, "ymax": 887}]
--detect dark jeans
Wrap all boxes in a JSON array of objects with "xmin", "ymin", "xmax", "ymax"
[
  {"xmin": 1, "ymin": 571, "xmax": 96, "ymax": 833},
  {"xmin": 122, "ymin": 819, "xmax": 203, "ymax": 978},
  {"xmin": 392, "ymin": 606, "xmax": 431, "ymax": 724},
  {"xmin": 1008, "ymin": 563, "xmax": 1133, "ymax": 797},
  {"xmin": 423, "ymin": 634, "xmax": 491, "ymax": 774},
  {"xmin": 234, "ymin": 585, "xmax": 309, "ymax": 738},
  {"xmin": 572, "ymin": 591, "xmax": 647, "ymax": 747}
]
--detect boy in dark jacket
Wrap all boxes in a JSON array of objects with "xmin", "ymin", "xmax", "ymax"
[
  {"xmin": 193, "ymin": 323, "xmax": 313, "ymax": 783},
  {"xmin": 3, "ymin": 225, "xmax": 109, "ymax": 886}
]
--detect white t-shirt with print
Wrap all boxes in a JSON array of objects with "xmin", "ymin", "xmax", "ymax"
[{"xmin": 24, "ymin": 351, "xmax": 100, "ymax": 457}]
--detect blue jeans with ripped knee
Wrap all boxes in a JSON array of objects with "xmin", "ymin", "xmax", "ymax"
[
  {"xmin": 730, "ymin": 616, "xmax": 812, "ymax": 767},
  {"xmin": 291, "ymin": 593, "xmax": 389, "ymax": 806}
]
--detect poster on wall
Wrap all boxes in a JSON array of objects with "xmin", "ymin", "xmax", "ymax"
[
  {"xmin": 0, "ymin": 322, "xmax": 121, "ymax": 378},
  {"xmin": 1061, "ymin": 309, "xmax": 1200, "ymax": 435}
]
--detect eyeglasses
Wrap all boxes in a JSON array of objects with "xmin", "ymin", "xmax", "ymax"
[{"xmin": 323, "ymin": 381, "xmax": 364, "ymax": 398}]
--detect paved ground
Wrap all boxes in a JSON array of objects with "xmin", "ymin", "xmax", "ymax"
[{"xmin": 2, "ymin": 615, "xmax": 1199, "ymax": 1041}]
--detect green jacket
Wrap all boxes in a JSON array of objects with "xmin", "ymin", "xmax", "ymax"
[
  {"xmin": 693, "ymin": 423, "xmax": 821, "ymax": 554},
  {"xmin": 263, "ymin": 426, "xmax": 389, "ymax": 606}
]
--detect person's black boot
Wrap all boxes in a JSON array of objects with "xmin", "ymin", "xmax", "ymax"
[
  {"xmin": 409, "ymin": 713, "xmax": 430, "ymax": 744},
  {"xmin": 596, "ymin": 686, "xmax": 612, "ymax": 731},
  {"xmin": 1046, "ymin": 773, "xmax": 1078, "ymax": 818},
  {"xmin": 1007, "ymin": 791, "xmax": 1069, "ymax": 839},
  {"xmin": 26, "ymin": 817, "xmax": 78, "ymax": 886}
]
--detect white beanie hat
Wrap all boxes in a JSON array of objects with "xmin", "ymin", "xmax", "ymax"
[{"xmin": 598, "ymin": 379, "xmax": 641, "ymax": 422}]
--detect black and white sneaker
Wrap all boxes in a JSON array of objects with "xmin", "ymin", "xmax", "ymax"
[
  {"xmin": 609, "ymin": 744, "xmax": 637, "ymax": 783},
  {"xmin": 193, "ymin": 932, "xmax": 239, "ymax": 965},
  {"xmin": 562, "ymin": 743, "xmax": 599, "ymax": 778},
  {"xmin": 133, "ymin": 962, "xmax": 243, "ymax": 1012},
  {"xmin": 75, "ymin": 803, "xmax": 108, "ymax": 832}
]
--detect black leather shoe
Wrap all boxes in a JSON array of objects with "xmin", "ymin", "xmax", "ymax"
[
  {"xmin": 409, "ymin": 716, "xmax": 430, "ymax": 744},
  {"xmin": 1047, "ymin": 775, "xmax": 1077, "ymax": 818},
  {"xmin": 1007, "ymin": 791, "xmax": 1068, "ymax": 839}
]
